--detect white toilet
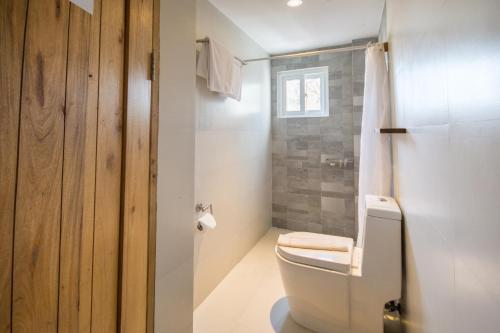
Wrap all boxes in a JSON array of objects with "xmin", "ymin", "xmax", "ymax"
[{"xmin": 276, "ymin": 195, "xmax": 402, "ymax": 333}]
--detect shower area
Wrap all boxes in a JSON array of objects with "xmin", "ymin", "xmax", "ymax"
[{"xmin": 271, "ymin": 38, "xmax": 375, "ymax": 238}]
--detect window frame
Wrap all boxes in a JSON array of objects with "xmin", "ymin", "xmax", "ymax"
[{"xmin": 277, "ymin": 66, "xmax": 330, "ymax": 119}]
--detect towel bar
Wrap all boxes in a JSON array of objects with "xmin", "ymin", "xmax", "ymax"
[
  {"xmin": 376, "ymin": 128, "xmax": 407, "ymax": 134},
  {"xmin": 196, "ymin": 38, "xmax": 247, "ymax": 65}
]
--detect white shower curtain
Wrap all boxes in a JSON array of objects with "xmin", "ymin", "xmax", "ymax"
[{"xmin": 357, "ymin": 43, "xmax": 392, "ymax": 247}]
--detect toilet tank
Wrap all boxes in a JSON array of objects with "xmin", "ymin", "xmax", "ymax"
[
  {"xmin": 365, "ymin": 195, "xmax": 401, "ymax": 222},
  {"xmin": 357, "ymin": 195, "xmax": 401, "ymax": 247},
  {"xmin": 360, "ymin": 195, "xmax": 402, "ymax": 302}
]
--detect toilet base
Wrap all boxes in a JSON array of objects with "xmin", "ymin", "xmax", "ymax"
[{"xmin": 277, "ymin": 250, "xmax": 385, "ymax": 333}]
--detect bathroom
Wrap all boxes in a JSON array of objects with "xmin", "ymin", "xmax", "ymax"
[
  {"xmin": 157, "ymin": 0, "xmax": 500, "ymax": 332},
  {"xmin": 1, "ymin": 0, "xmax": 499, "ymax": 332}
]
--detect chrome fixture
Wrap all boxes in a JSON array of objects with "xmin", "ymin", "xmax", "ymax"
[
  {"xmin": 325, "ymin": 158, "xmax": 353, "ymax": 169},
  {"xmin": 196, "ymin": 203, "xmax": 213, "ymax": 214},
  {"xmin": 195, "ymin": 40, "xmax": 389, "ymax": 64},
  {"xmin": 196, "ymin": 203, "xmax": 214, "ymax": 231},
  {"xmin": 195, "ymin": 38, "xmax": 247, "ymax": 65}
]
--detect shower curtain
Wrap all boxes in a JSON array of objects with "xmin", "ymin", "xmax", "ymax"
[{"xmin": 357, "ymin": 43, "xmax": 392, "ymax": 247}]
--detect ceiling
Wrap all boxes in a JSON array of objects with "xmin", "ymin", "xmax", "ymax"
[{"xmin": 208, "ymin": 0, "xmax": 385, "ymax": 54}]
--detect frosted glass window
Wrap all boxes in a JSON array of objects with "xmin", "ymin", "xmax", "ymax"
[
  {"xmin": 305, "ymin": 77, "xmax": 321, "ymax": 111},
  {"xmin": 277, "ymin": 66, "xmax": 329, "ymax": 118},
  {"xmin": 286, "ymin": 79, "xmax": 301, "ymax": 112}
]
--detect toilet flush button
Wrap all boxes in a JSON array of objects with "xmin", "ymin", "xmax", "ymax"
[{"xmin": 379, "ymin": 197, "xmax": 387, "ymax": 202}]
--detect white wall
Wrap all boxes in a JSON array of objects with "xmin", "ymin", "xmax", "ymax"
[
  {"xmin": 383, "ymin": 0, "xmax": 500, "ymax": 332},
  {"xmin": 194, "ymin": 0, "xmax": 272, "ymax": 308},
  {"xmin": 155, "ymin": 0, "xmax": 196, "ymax": 332}
]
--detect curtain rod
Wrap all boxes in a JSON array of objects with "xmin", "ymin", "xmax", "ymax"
[
  {"xmin": 196, "ymin": 38, "xmax": 388, "ymax": 64},
  {"xmin": 245, "ymin": 42, "xmax": 389, "ymax": 63}
]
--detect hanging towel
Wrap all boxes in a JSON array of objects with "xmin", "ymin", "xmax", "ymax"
[
  {"xmin": 196, "ymin": 37, "xmax": 243, "ymax": 101},
  {"xmin": 277, "ymin": 234, "xmax": 349, "ymax": 252}
]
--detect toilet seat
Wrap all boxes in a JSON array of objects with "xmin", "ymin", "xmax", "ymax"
[{"xmin": 276, "ymin": 232, "xmax": 354, "ymax": 273}]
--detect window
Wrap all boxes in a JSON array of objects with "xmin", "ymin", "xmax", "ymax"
[{"xmin": 277, "ymin": 66, "xmax": 329, "ymax": 118}]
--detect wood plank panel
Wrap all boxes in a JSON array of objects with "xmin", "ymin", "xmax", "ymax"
[
  {"xmin": 0, "ymin": 0, "xmax": 28, "ymax": 331},
  {"xmin": 78, "ymin": 0, "xmax": 102, "ymax": 331},
  {"xmin": 147, "ymin": 0, "xmax": 160, "ymax": 331},
  {"xmin": 92, "ymin": 0, "xmax": 125, "ymax": 331},
  {"xmin": 120, "ymin": 0, "xmax": 154, "ymax": 331},
  {"xmin": 58, "ymin": 4, "xmax": 93, "ymax": 332},
  {"xmin": 12, "ymin": 0, "xmax": 70, "ymax": 331}
]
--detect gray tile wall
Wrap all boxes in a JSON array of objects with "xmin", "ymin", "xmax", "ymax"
[{"xmin": 271, "ymin": 38, "xmax": 375, "ymax": 238}]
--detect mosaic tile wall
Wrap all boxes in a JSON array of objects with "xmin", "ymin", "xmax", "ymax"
[{"xmin": 271, "ymin": 38, "xmax": 375, "ymax": 238}]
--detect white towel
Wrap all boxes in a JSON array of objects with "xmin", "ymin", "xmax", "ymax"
[
  {"xmin": 196, "ymin": 38, "xmax": 243, "ymax": 101},
  {"xmin": 277, "ymin": 234, "xmax": 349, "ymax": 252}
]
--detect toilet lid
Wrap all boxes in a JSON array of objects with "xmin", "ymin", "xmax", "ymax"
[{"xmin": 277, "ymin": 232, "xmax": 354, "ymax": 273}]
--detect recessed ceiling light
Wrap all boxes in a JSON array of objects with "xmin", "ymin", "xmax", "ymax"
[{"xmin": 287, "ymin": 0, "xmax": 303, "ymax": 8}]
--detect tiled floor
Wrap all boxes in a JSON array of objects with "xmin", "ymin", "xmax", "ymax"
[
  {"xmin": 194, "ymin": 228, "xmax": 311, "ymax": 333},
  {"xmin": 194, "ymin": 227, "xmax": 402, "ymax": 333}
]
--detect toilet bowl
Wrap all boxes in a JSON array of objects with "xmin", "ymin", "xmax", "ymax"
[{"xmin": 276, "ymin": 195, "xmax": 402, "ymax": 333}]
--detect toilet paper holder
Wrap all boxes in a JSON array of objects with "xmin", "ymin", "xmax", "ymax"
[
  {"xmin": 196, "ymin": 203, "xmax": 214, "ymax": 231},
  {"xmin": 195, "ymin": 203, "xmax": 213, "ymax": 214}
]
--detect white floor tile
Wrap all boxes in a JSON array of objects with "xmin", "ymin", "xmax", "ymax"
[{"xmin": 194, "ymin": 228, "xmax": 312, "ymax": 333}]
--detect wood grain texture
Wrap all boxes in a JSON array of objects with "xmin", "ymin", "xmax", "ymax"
[
  {"xmin": 147, "ymin": 0, "xmax": 160, "ymax": 331},
  {"xmin": 58, "ymin": 4, "xmax": 92, "ymax": 332},
  {"xmin": 3, "ymin": 0, "xmax": 155, "ymax": 331},
  {"xmin": 12, "ymin": 0, "xmax": 70, "ymax": 331},
  {"xmin": 0, "ymin": 1, "xmax": 28, "ymax": 331},
  {"xmin": 120, "ymin": 0, "xmax": 153, "ymax": 331},
  {"xmin": 79, "ymin": 0, "xmax": 102, "ymax": 331},
  {"xmin": 92, "ymin": 0, "xmax": 125, "ymax": 331}
]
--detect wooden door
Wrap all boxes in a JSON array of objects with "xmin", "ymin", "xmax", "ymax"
[
  {"xmin": 120, "ymin": 0, "xmax": 154, "ymax": 331},
  {"xmin": 0, "ymin": 0, "xmax": 158, "ymax": 331}
]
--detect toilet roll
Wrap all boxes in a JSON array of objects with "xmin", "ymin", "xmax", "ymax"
[{"xmin": 197, "ymin": 212, "xmax": 216, "ymax": 230}]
